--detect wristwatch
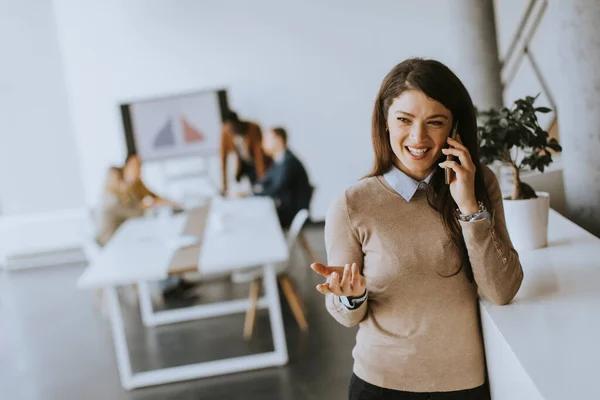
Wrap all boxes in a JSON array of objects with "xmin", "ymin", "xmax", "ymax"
[
  {"xmin": 456, "ymin": 201, "xmax": 487, "ymax": 222},
  {"xmin": 340, "ymin": 290, "xmax": 368, "ymax": 310}
]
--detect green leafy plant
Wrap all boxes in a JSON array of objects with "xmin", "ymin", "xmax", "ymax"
[{"xmin": 477, "ymin": 95, "xmax": 562, "ymax": 200}]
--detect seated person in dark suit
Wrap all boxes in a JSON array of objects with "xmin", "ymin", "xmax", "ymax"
[{"xmin": 252, "ymin": 127, "xmax": 313, "ymax": 228}]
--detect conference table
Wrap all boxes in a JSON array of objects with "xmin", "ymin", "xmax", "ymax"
[{"xmin": 77, "ymin": 196, "xmax": 290, "ymax": 390}]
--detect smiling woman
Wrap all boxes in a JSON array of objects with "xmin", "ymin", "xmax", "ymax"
[
  {"xmin": 311, "ymin": 58, "xmax": 524, "ymax": 400},
  {"xmin": 388, "ymin": 91, "xmax": 451, "ymax": 180},
  {"xmin": 368, "ymin": 59, "xmax": 495, "ymax": 280}
]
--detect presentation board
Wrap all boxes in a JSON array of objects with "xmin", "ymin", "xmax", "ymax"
[{"xmin": 121, "ymin": 89, "xmax": 228, "ymax": 161}]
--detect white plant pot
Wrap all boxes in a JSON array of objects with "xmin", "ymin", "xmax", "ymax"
[{"xmin": 502, "ymin": 192, "xmax": 550, "ymax": 251}]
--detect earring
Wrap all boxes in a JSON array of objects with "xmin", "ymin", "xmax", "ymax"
[{"xmin": 385, "ymin": 127, "xmax": 389, "ymax": 132}]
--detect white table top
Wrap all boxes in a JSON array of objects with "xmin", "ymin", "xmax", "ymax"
[
  {"xmin": 480, "ymin": 210, "xmax": 600, "ymax": 399},
  {"xmin": 199, "ymin": 196, "xmax": 289, "ymax": 275},
  {"xmin": 77, "ymin": 197, "xmax": 288, "ymax": 288}
]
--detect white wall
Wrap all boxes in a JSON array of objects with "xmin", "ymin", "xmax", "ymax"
[
  {"xmin": 0, "ymin": 0, "xmax": 566, "ymax": 220},
  {"xmin": 52, "ymin": 0, "xmax": 474, "ymax": 220},
  {"xmin": 0, "ymin": 0, "xmax": 84, "ymax": 216}
]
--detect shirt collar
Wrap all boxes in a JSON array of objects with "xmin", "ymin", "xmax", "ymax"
[{"xmin": 383, "ymin": 166, "xmax": 435, "ymax": 201}]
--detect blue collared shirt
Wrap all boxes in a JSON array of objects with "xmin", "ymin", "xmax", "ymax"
[{"xmin": 383, "ymin": 167, "xmax": 435, "ymax": 202}]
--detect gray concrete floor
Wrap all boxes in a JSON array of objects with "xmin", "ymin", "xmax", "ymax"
[{"xmin": 0, "ymin": 226, "xmax": 358, "ymax": 400}]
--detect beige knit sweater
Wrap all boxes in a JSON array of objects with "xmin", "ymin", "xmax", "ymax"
[{"xmin": 324, "ymin": 165, "xmax": 523, "ymax": 392}]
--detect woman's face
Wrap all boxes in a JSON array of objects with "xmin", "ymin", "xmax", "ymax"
[{"xmin": 386, "ymin": 90, "xmax": 453, "ymax": 181}]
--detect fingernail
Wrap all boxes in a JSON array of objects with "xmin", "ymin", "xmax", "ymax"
[
  {"xmin": 332, "ymin": 272, "xmax": 338, "ymax": 278},
  {"xmin": 345, "ymin": 264, "xmax": 350, "ymax": 271}
]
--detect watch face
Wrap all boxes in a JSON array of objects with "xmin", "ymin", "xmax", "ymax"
[
  {"xmin": 342, "ymin": 296, "xmax": 359, "ymax": 309},
  {"xmin": 340, "ymin": 296, "xmax": 352, "ymax": 307}
]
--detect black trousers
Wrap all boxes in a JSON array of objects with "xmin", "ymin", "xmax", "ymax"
[{"xmin": 349, "ymin": 374, "xmax": 490, "ymax": 400}]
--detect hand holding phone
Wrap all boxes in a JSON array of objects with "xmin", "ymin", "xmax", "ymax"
[{"xmin": 445, "ymin": 122, "xmax": 459, "ymax": 185}]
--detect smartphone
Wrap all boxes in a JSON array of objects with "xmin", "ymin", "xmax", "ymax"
[{"xmin": 445, "ymin": 121, "xmax": 459, "ymax": 185}]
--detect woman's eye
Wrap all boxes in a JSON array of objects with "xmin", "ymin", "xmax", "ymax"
[
  {"xmin": 428, "ymin": 120, "xmax": 444, "ymax": 126},
  {"xmin": 397, "ymin": 117, "xmax": 411, "ymax": 124}
]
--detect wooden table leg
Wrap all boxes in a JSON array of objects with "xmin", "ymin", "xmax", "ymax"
[{"xmin": 244, "ymin": 278, "xmax": 261, "ymax": 340}]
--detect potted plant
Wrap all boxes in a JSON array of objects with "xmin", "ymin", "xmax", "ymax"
[{"xmin": 477, "ymin": 95, "xmax": 562, "ymax": 250}]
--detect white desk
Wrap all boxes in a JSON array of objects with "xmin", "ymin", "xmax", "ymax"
[
  {"xmin": 77, "ymin": 197, "xmax": 289, "ymax": 390},
  {"xmin": 481, "ymin": 210, "xmax": 600, "ymax": 399}
]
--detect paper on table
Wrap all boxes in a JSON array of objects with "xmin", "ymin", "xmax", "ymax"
[{"xmin": 165, "ymin": 235, "xmax": 199, "ymax": 250}]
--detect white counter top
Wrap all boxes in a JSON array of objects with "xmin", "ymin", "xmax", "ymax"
[{"xmin": 481, "ymin": 210, "xmax": 600, "ymax": 399}]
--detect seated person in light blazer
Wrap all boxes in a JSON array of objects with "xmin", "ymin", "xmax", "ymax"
[
  {"xmin": 97, "ymin": 155, "xmax": 192, "ymax": 298},
  {"xmin": 220, "ymin": 111, "xmax": 271, "ymax": 195},
  {"xmin": 252, "ymin": 127, "xmax": 313, "ymax": 228},
  {"xmin": 122, "ymin": 153, "xmax": 179, "ymax": 209},
  {"xmin": 95, "ymin": 166, "xmax": 145, "ymax": 247}
]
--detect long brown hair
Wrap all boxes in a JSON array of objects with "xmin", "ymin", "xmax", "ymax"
[
  {"xmin": 369, "ymin": 58, "xmax": 491, "ymax": 281},
  {"xmin": 104, "ymin": 166, "xmax": 125, "ymax": 195}
]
